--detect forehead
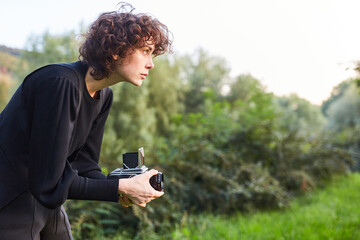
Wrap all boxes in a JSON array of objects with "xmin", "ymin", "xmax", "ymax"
[
  {"xmin": 143, "ymin": 40, "xmax": 155, "ymax": 47},
  {"xmin": 139, "ymin": 41, "xmax": 155, "ymax": 50},
  {"xmin": 130, "ymin": 38, "xmax": 155, "ymax": 54}
]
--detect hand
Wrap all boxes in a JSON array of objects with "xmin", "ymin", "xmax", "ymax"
[
  {"xmin": 118, "ymin": 169, "xmax": 164, "ymax": 207},
  {"xmin": 119, "ymin": 194, "xmax": 132, "ymax": 207}
]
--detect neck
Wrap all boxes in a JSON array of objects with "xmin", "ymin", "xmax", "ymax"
[{"xmin": 85, "ymin": 67, "xmax": 121, "ymax": 98}]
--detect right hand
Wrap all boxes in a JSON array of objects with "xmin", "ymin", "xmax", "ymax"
[{"xmin": 118, "ymin": 169, "xmax": 164, "ymax": 207}]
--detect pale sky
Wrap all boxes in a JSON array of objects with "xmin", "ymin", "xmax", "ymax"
[{"xmin": 1, "ymin": 0, "xmax": 360, "ymax": 105}]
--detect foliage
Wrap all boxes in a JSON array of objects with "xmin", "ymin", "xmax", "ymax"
[
  {"xmin": 146, "ymin": 55, "xmax": 185, "ymax": 136},
  {"xmin": 0, "ymin": 50, "xmax": 20, "ymax": 72},
  {"xmin": 322, "ymin": 79, "xmax": 360, "ymax": 171},
  {"xmin": 65, "ymin": 200, "xmax": 137, "ymax": 240},
  {"xmin": 0, "ymin": 73, "xmax": 12, "ymax": 110},
  {"xmin": 322, "ymin": 79, "xmax": 353, "ymax": 116},
  {"xmin": 226, "ymin": 74, "xmax": 266, "ymax": 104},
  {"xmin": 69, "ymin": 173, "xmax": 360, "ymax": 240},
  {"xmin": 128, "ymin": 86, "xmax": 351, "ymax": 238},
  {"xmin": 274, "ymin": 93, "xmax": 326, "ymax": 136},
  {"xmin": 101, "ymin": 82, "xmax": 157, "ymax": 170},
  {"xmin": 325, "ymin": 81, "xmax": 360, "ymax": 130},
  {"xmin": 171, "ymin": 173, "xmax": 360, "ymax": 240},
  {"xmin": 0, "ymin": 50, "xmax": 21, "ymax": 110},
  {"xmin": 181, "ymin": 49, "xmax": 230, "ymax": 113},
  {"xmin": 14, "ymin": 30, "xmax": 81, "ymax": 84},
  {"xmin": 227, "ymin": 79, "xmax": 277, "ymax": 167},
  {"xmin": 23, "ymin": 30, "xmax": 80, "ymax": 67}
]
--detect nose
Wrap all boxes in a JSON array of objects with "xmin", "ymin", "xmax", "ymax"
[{"xmin": 146, "ymin": 56, "xmax": 155, "ymax": 69}]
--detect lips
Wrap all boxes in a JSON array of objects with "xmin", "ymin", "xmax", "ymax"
[{"xmin": 140, "ymin": 73, "xmax": 148, "ymax": 79}]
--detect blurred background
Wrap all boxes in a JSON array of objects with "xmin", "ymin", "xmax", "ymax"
[{"xmin": 1, "ymin": 0, "xmax": 360, "ymax": 239}]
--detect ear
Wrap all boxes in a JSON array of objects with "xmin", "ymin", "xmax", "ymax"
[{"xmin": 113, "ymin": 54, "xmax": 118, "ymax": 60}]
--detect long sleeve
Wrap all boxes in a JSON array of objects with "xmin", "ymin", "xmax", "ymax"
[
  {"xmin": 70, "ymin": 91, "xmax": 113, "ymax": 180},
  {"xmin": 22, "ymin": 64, "xmax": 118, "ymax": 209},
  {"xmin": 24, "ymin": 73, "xmax": 80, "ymax": 209},
  {"xmin": 67, "ymin": 90, "xmax": 119, "ymax": 202}
]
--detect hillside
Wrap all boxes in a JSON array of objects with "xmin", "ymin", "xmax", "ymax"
[
  {"xmin": 0, "ymin": 45, "xmax": 22, "ymax": 74},
  {"xmin": 0, "ymin": 45, "xmax": 22, "ymax": 109},
  {"xmin": 0, "ymin": 45, "xmax": 22, "ymax": 57}
]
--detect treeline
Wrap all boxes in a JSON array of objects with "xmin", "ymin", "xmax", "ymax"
[{"xmin": 0, "ymin": 31, "xmax": 359, "ymax": 239}]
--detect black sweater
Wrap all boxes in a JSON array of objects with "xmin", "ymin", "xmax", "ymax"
[{"xmin": 0, "ymin": 61, "xmax": 119, "ymax": 209}]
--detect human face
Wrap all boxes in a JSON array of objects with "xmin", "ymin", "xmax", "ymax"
[{"xmin": 113, "ymin": 44, "xmax": 155, "ymax": 86}]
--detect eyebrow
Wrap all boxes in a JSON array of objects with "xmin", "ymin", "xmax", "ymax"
[{"xmin": 144, "ymin": 45, "xmax": 154, "ymax": 52}]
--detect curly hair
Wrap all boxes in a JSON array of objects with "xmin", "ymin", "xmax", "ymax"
[{"xmin": 79, "ymin": 3, "xmax": 173, "ymax": 80}]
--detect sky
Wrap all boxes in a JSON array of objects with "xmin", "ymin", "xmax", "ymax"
[{"xmin": 1, "ymin": 0, "xmax": 360, "ymax": 105}]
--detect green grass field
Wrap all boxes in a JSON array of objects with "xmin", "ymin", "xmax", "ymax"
[{"xmin": 171, "ymin": 173, "xmax": 360, "ymax": 240}]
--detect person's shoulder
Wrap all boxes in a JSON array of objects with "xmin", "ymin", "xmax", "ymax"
[
  {"xmin": 99, "ymin": 87, "xmax": 113, "ymax": 106},
  {"xmin": 42, "ymin": 61, "xmax": 84, "ymax": 83},
  {"xmin": 104, "ymin": 87, "xmax": 113, "ymax": 96},
  {"xmin": 24, "ymin": 62, "xmax": 84, "ymax": 88},
  {"xmin": 50, "ymin": 61, "xmax": 87, "ymax": 81}
]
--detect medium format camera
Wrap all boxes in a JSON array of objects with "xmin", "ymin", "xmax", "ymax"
[{"xmin": 108, "ymin": 147, "xmax": 164, "ymax": 191}]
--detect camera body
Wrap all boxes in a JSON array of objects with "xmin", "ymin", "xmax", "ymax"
[{"xmin": 108, "ymin": 147, "xmax": 164, "ymax": 191}]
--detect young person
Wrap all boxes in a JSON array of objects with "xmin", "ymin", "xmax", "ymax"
[{"xmin": 0, "ymin": 3, "xmax": 172, "ymax": 239}]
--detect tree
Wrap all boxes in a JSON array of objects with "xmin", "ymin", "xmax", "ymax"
[
  {"xmin": 0, "ymin": 50, "xmax": 19, "ymax": 110},
  {"xmin": 354, "ymin": 60, "xmax": 360, "ymax": 87},
  {"xmin": 146, "ymin": 55, "xmax": 185, "ymax": 136},
  {"xmin": 181, "ymin": 48, "xmax": 230, "ymax": 113},
  {"xmin": 100, "ymin": 82, "xmax": 157, "ymax": 169},
  {"xmin": 226, "ymin": 74, "xmax": 267, "ymax": 104},
  {"xmin": 0, "ymin": 74, "xmax": 12, "ymax": 110},
  {"xmin": 322, "ymin": 80, "xmax": 352, "ymax": 117},
  {"xmin": 274, "ymin": 93, "xmax": 326, "ymax": 136},
  {"xmin": 325, "ymin": 82, "xmax": 360, "ymax": 130},
  {"xmin": 15, "ymin": 30, "xmax": 81, "ymax": 83}
]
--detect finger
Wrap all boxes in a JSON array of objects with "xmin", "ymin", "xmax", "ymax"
[
  {"xmin": 152, "ymin": 190, "xmax": 165, "ymax": 198},
  {"xmin": 120, "ymin": 194, "xmax": 133, "ymax": 207},
  {"xmin": 119, "ymin": 198, "xmax": 129, "ymax": 207},
  {"xmin": 136, "ymin": 202, "xmax": 146, "ymax": 207},
  {"xmin": 121, "ymin": 195, "xmax": 133, "ymax": 206},
  {"xmin": 122, "ymin": 194, "xmax": 130, "ymax": 203},
  {"xmin": 147, "ymin": 169, "xmax": 159, "ymax": 177}
]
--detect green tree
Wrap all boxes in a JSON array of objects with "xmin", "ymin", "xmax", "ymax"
[
  {"xmin": 0, "ymin": 73, "xmax": 12, "ymax": 110},
  {"xmin": 274, "ymin": 93, "xmax": 326, "ymax": 136},
  {"xmin": 354, "ymin": 60, "xmax": 360, "ymax": 87},
  {"xmin": 0, "ymin": 50, "xmax": 19, "ymax": 110},
  {"xmin": 16, "ymin": 30, "xmax": 80, "ymax": 83},
  {"xmin": 182, "ymin": 48, "xmax": 230, "ymax": 113},
  {"xmin": 226, "ymin": 74, "xmax": 266, "ymax": 104},
  {"xmin": 146, "ymin": 55, "xmax": 185, "ymax": 136},
  {"xmin": 101, "ymin": 82, "xmax": 157, "ymax": 169},
  {"xmin": 324, "ymin": 81, "xmax": 360, "ymax": 130},
  {"xmin": 322, "ymin": 80, "xmax": 352, "ymax": 117}
]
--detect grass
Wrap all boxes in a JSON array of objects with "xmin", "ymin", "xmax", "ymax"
[{"xmin": 170, "ymin": 173, "xmax": 360, "ymax": 240}]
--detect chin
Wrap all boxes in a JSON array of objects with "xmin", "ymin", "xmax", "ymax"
[
  {"xmin": 135, "ymin": 81, "xmax": 143, "ymax": 86},
  {"xmin": 126, "ymin": 78, "xmax": 143, "ymax": 87}
]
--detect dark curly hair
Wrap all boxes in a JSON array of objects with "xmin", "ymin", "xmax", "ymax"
[{"xmin": 79, "ymin": 3, "xmax": 173, "ymax": 80}]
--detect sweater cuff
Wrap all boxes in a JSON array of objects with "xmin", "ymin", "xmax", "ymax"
[{"xmin": 68, "ymin": 176, "xmax": 119, "ymax": 202}]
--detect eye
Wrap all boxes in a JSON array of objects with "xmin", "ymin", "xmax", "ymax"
[{"xmin": 143, "ymin": 49, "xmax": 150, "ymax": 55}]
